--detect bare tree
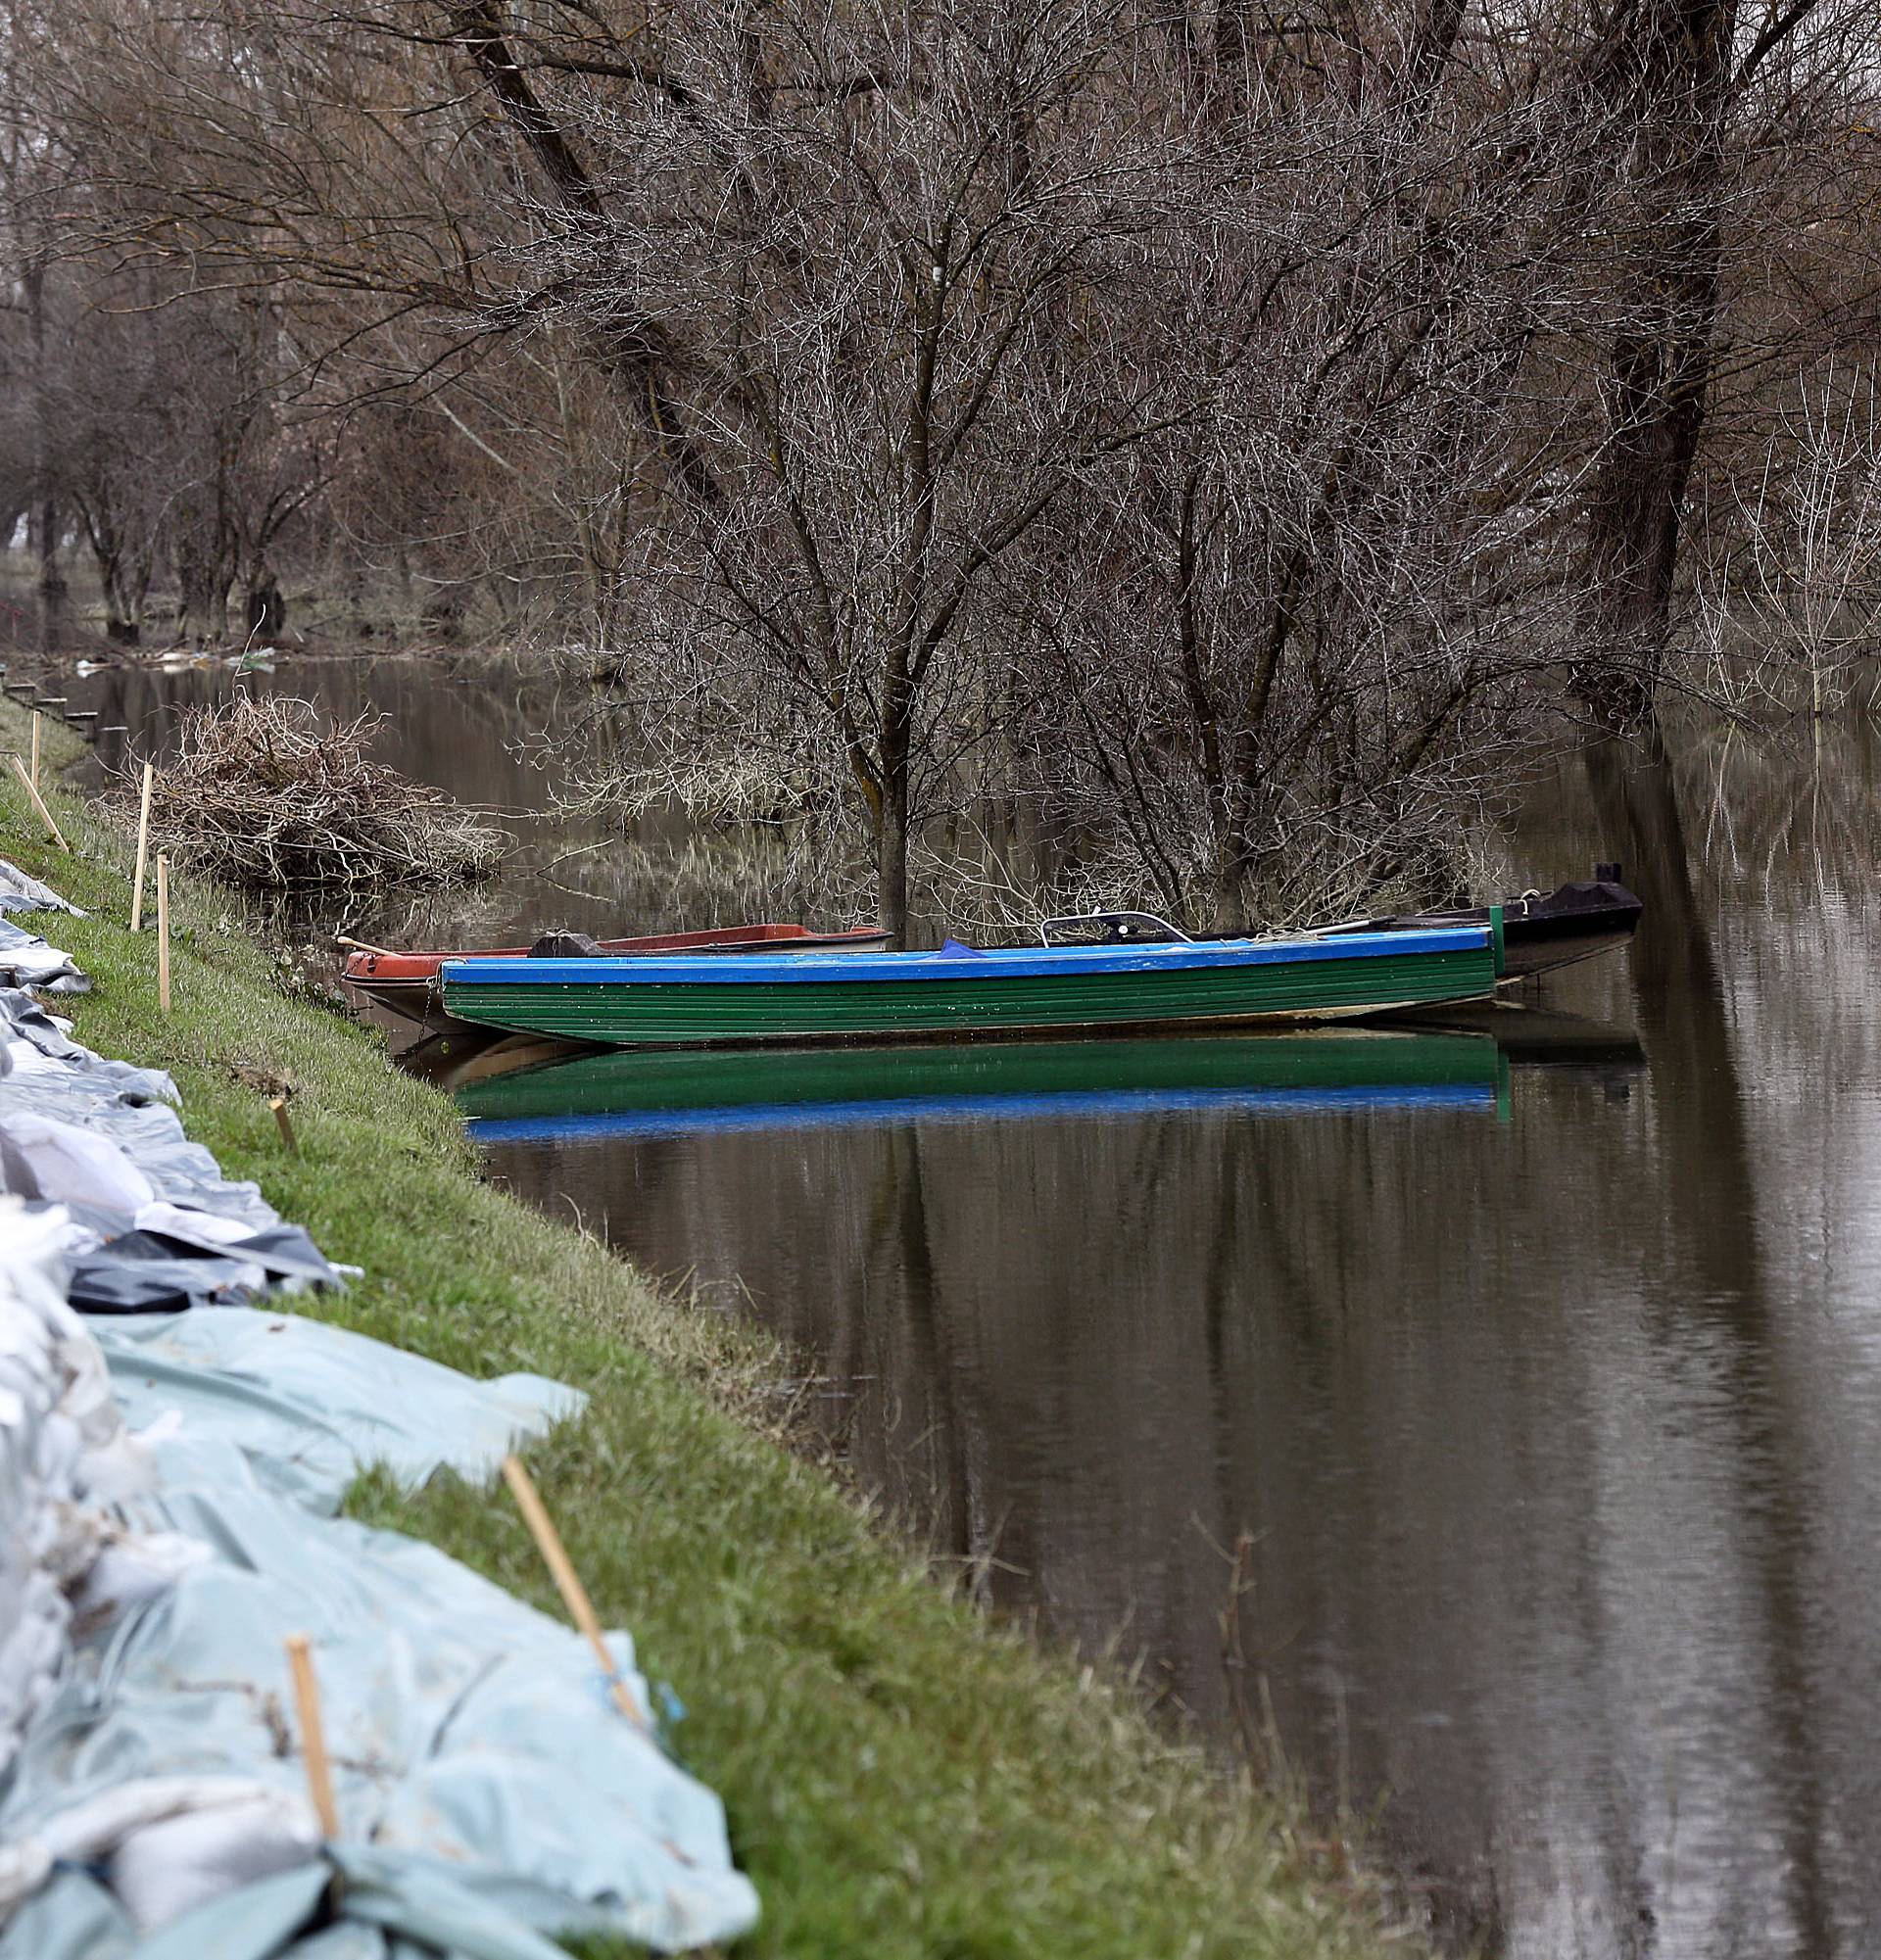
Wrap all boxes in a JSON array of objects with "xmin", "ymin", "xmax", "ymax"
[
  {"xmin": 1010, "ymin": 9, "xmax": 1616, "ymax": 928},
  {"xmin": 1571, "ymin": 0, "xmax": 1881, "ymax": 726},
  {"xmin": 1696, "ymin": 361, "xmax": 1881, "ymax": 713},
  {"xmin": 532, "ymin": 0, "xmax": 1199, "ymax": 941}
]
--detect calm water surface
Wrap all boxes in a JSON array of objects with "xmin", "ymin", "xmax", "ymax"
[
  {"xmin": 479, "ymin": 726, "xmax": 1881, "ymax": 1960},
  {"xmin": 28, "ymin": 651, "xmax": 1881, "ymax": 1956}
]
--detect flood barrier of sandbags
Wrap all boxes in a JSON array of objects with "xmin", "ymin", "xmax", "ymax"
[
  {"xmin": 0, "ymin": 863, "xmax": 760, "ymax": 1958},
  {"xmin": 0, "ymin": 951, "xmax": 314, "ymax": 1307}
]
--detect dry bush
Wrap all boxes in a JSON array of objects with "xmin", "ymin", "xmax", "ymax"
[{"xmin": 142, "ymin": 693, "xmax": 506, "ymax": 892}]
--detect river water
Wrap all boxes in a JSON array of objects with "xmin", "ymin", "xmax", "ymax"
[{"xmin": 27, "ymin": 652, "xmax": 1881, "ymax": 1957}]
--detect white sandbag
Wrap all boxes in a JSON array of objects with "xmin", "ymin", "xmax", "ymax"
[
  {"xmin": 0, "ymin": 862, "xmax": 79, "ymax": 916},
  {"xmin": 1, "ymin": 1041, "xmax": 61, "ymax": 1079},
  {"xmin": 132, "ymin": 1202, "xmax": 258, "ymax": 1248},
  {"xmin": 0, "ymin": 941, "xmax": 83, "ymax": 991},
  {"xmin": 70, "ymin": 1532, "xmax": 214, "ymax": 1627},
  {"xmin": 0, "ymin": 1204, "xmax": 84, "ymax": 1774},
  {"xmin": 107, "ymin": 1784, "xmax": 324, "ymax": 1932},
  {"xmin": 0, "ymin": 1777, "xmax": 321, "ymax": 1932},
  {"xmin": 0, "ymin": 1201, "xmax": 166, "ymax": 1780},
  {"xmin": 0, "ymin": 1116, "xmax": 155, "ymax": 1221},
  {"xmin": 0, "ymin": 1594, "xmax": 61, "ymax": 1750}
]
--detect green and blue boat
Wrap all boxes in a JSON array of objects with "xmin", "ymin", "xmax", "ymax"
[{"xmin": 439, "ymin": 919, "xmax": 1504, "ymax": 1050}]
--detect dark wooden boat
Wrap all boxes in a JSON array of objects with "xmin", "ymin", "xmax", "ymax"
[
  {"xmin": 342, "ymin": 922, "xmax": 890, "ymax": 1036},
  {"xmin": 1045, "ymin": 866, "xmax": 1643, "ymax": 983},
  {"xmin": 1315, "ymin": 865, "xmax": 1643, "ymax": 980}
]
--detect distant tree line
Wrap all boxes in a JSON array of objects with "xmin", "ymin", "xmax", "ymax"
[{"xmin": 2, "ymin": 0, "xmax": 1878, "ymax": 935}]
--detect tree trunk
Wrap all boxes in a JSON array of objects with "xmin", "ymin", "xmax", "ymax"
[
  {"xmin": 878, "ymin": 789, "xmax": 910, "ymax": 951},
  {"xmin": 445, "ymin": 0, "xmax": 720, "ymax": 509},
  {"xmin": 1572, "ymin": 0, "xmax": 1735, "ymax": 730},
  {"xmin": 1572, "ymin": 234, "xmax": 1721, "ymax": 727},
  {"xmin": 246, "ymin": 572, "xmax": 284, "ymax": 639},
  {"xmin": 33, "ymin": 499, "xmax": 64, "ymax": 597},
  {"xmin": 877, "ymin": 635, "xmax": 914, "ymax": 947},
  {"xmin": 1210, "ymin": 861, "xmax": 1251, "ymax": 935},
  {"xmin": 80, "ymin": 497, "xmax": 140, "ymax": 641},
  {"xmin": 24, "ymin": 262, "xmax": 65, "ymax": 598},
  {"xmin": 100, "ymin": 552, "xmax": 140, "ymax": 641},
  {"xmin": 421, "ymin": 583, "xmax": 466, "ymax": 642},
  {"xmin": 175, "ymin": 537, "xmax": 230, "ymax": 642}
]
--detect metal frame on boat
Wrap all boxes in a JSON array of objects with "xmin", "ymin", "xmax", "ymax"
[{"xmin": 1037, "ymin": 867, "xmax": 1644, "ymax": 983}]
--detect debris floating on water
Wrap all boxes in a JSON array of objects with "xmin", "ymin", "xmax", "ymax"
[{"xmin": 137, "ymin": 694, "xmax": 506, "ymax": 893}]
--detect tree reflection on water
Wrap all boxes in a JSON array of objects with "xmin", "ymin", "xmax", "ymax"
[{"xmin": 486, "ymin": 724, "xmax": 1881, "ymax": 1959}]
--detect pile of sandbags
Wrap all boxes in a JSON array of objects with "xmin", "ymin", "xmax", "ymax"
[
  {"xmin": 0, "ymin": 976, "xmax": 335, "ymax": 1308},
  {"xmin": 0, "ymin": 1202, "xmax": 111, "ymax": 1775},
  {"xmin": 0, "ymin": 1221, "xmax": 759, "ymax": 1960},
  {"xmin": 0, "ymin": 1202, "xmax": 201, "ymax": 1778},
  {"xmin": 0, "ymin": 861, "xmax": 759, "ymax": 1957}
]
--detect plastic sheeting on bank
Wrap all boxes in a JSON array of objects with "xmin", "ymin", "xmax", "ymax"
[
  {"xmin": 0, "ymin": 969, "xmax": 331, "ymax": 1301},
  {"xmin": 0, "ymin": 917, "xmax": 86, "ymax": 994},
  {"xmin": 0, "ymin": 863, "xmax": 760, "ymax": 1956},
  {"xmin": 0, "ymin": 861, "xmax": 79, "ymax": 918},
  {"xmin": 99, "ymin": 1309, "xmax": 584, "ymax": 1514}
]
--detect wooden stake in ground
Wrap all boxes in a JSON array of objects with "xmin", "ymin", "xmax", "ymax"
[
  {"xmin": 283, "ymin": 1634, "xmax": 342, "ymax": 1840},
  {"xmin": 270, "ymin": 1096, "xmax": 299, "ymax": 1155},
  {"xmin": 8, "ymin": 753, "xmax": 70, "ymax": 851},
  {"xmin": 501, "ymin": 1454, "xmax": 648, "ymax": 1726},
  {"xmin": 28, "ymin": 711, "xmax": 39, "ymax": 793},
  {"xmin": 156, "ymin": 854, "xmax": 171, "ymax": 1014},
  {"xmin": 130, "ymin": 759, "xmax": 154, "ymax": 931}
]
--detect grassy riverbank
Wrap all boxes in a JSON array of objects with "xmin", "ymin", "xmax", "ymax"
[{"xmin": 0, "ymin": 705, "xmax": 1411, "ymax": 1960}]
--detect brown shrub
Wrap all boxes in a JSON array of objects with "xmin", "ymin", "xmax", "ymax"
[{"xmin": 143, "ymin": 694, "xmax": 506, "ymax": 892}]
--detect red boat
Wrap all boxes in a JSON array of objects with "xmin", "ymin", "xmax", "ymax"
[{"xmin": 342, "ymin": 922, "xmax": 890, "ymax": 1036}]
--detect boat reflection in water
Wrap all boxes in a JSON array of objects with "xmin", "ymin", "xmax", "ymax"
[
  {"xmin": 457, "ymin": 1006, "xmax": 1647, "ymax": 1952},
  {"xmin": 458, "ymin": 1028, "xmax": 1529, "ymax": 1140},
  {"xmin": 452, "ymin": 1011, "xmax": 1639, "ymax": 1141}
]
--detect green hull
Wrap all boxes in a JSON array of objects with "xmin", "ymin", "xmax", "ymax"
[
  {"xmin": 457, "ymin": 1029, "xmax": 1503, "ymax": 1122},
  {"xmin": 442, "ymin": 944, "xmax": 1495, "ymax": 1049}
]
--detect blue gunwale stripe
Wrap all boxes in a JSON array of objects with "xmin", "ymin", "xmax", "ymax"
[{"xmin": 443, "ymin": 926, "xmax": 1489, "ymax": 988}]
